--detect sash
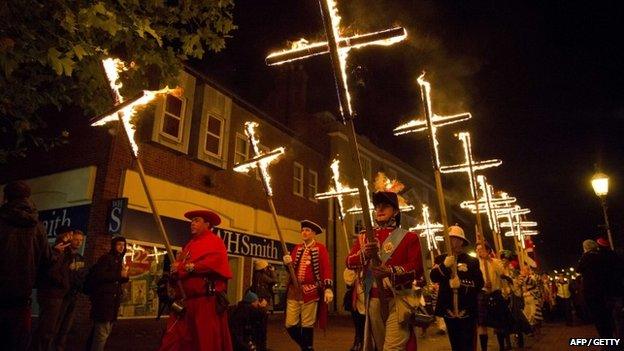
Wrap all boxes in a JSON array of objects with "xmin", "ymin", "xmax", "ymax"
[{"xmin": 379, "ymin": 227, "xmax": 408, "ymax": 263}]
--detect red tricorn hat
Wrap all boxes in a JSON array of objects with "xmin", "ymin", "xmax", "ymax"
[{"xmin": 184, "ymin": 210, "xmax": 221, "ymax": 227}]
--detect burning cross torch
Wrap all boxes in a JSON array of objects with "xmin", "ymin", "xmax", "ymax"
[
  {"xmin": 314, "ymin": 158, "xmax": 359, "ymax": 250},
  {"xmin": 393, "ymin": 73, "xmax": 471, "ymax": 316},
  {"xmin": 440, "ymin": 132, "xmax": 502, "ymax": 246},
  {"xmin": 90, "ymin": 59, "xmax": 183, "ymax": 299},
  {"xmin": 265, "ymin": 0, "xmax": 406, "ymax": 260},
  {"xmin": 499, "ymin": 207, "xmax": 537, "ymax": 269},
  {"xmin": 410, "ymin": 204, "xmax": 444, "ymax": 269},
  {"xmin": 232, "ymin": 122, "xmax": 299, "ymax": 288}
]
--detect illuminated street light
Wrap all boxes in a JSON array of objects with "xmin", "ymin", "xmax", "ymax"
[{"xmin": 591, "ymin": 171, "xmax": 614, "ymax": 249}]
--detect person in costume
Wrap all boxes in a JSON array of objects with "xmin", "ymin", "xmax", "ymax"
[
  {"xmin": 282, "ymin": 220, "xmax": 333, "ymax": 351},
  {"xmin": 475, "ymin": 242, "xmax": 510, "ymax": 351},
  {"xmin": 158, "ymin": 209, "xmax": 233, "ymax": 351},
  {"xmin": 345, "ymin": 191, "xmax": 424, "ymax": 351},
  {"xmin": 430, "ymin": 225, "xmax": 484, "ymax": 351}
]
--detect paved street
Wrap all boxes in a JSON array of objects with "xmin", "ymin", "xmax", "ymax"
[{"xmin": 60, "ymin": 314, "xmax": 608, "ymax": 350}]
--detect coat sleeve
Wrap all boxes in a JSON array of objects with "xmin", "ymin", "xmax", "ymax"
[
  {"xmin": 185, "ymin": 235, "xmax": 232, "ymax": 280},
  {"xmin": 92, "ymin": 255, "xmax": 123, "ymax": 284},
  {"xmin": 346, "ymin": 236, "xmax": 365, "ymax": 269},
  {"xmin": 319, "ymin": 245, "xmax": 333, "ymax": 289},
  {"xmin": 389, "ymin": 232, "xmax": 423, "ymax": 277},
  {"xmin": 429, "ymin": 254, "xmax": 449, "ymax": 284}
]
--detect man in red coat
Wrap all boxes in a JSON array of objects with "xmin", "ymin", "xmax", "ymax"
[
  {"xmin": 159, "ymin": 209, "xmax": 233, "ymax": 351},
  {"xmin": 282, "ymin": 220, "xmax": 333, "ymax": 351},
  {"xmin": 346, "ymin": 191, "xmax": 423, "ymax": 351}
]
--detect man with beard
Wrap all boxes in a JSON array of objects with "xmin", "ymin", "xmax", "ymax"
[{"xmin": 345, "ymin": 191, "xmax": 423, "ymax": 351}]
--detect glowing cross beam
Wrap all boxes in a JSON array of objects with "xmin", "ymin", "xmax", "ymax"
[
  {"xmin": 266, "ymin": 27, "xmax": 406, "ymax": 67},
  {"xmin": 411, "ymin": 205, "xmax": 444, "ymax": 252},
  {"xmin": 314, "ymin": 159, "xmax": 360, "ymax": 250},
  {"xmin": 232, "ymin": 121, "xmax": 299, "ymax": 288},
  {"xmin": 500, "ymin": 221, "xmax": 537, "ymax": 228},
  {"xmin": 394, "ymin": 74, "xmax": 472, "ymax": 169},
  {"xmin": 440, "ymin": 132, "xmax": 502, "ymax": 198}
]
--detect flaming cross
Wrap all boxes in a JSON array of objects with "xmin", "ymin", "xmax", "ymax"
[
  {"xmin": 440, "ymin": 131, "xmax": 502, "ymax": 246},
  {"xmin": 314, "ymin": 158, "xmax": 359, "ymax": 249},
  {"xmin": 441, "ymin": 132, "xmax": 502, "ymax": 198},
  {"xmin": 411, "ymin": 205, "xmax": 444, "ymax": 269},
  {"xmin": 496, "ymin": 206, "xmax": 537, "ymax": 267},
  {"xmin": 90, "ymin": 58, "xmax": 182, "ymax": 292},
  {"xmin": 393, "ymin": 73, "xmax": 470, "ymax": 317},
  {"xmin": 266, "ymin": 0, "xmax": 407, "ymax": 264},
  {"xmin": 232, "ymin": 122, "xmax": 299, "ymax": 287}
]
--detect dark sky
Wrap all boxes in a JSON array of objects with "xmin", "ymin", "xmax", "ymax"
[{"xmin": 200, "ymin": 0, "xmax": 624, "ymax": 270}]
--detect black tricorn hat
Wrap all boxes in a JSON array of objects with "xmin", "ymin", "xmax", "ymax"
[
  {"xmin": 301, "ymin": 220, "xmax": 323, "ymax": 234},
  {"xmin": 372, "ymin": 191, "xmax": 399, "ymax": 210}
]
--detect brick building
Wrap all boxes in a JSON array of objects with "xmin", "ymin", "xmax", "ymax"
[{"xmin": 1, "ymin": 63, "xmax": 464, "ymax": 340}]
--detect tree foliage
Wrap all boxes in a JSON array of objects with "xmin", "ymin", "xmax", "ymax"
[{"xmin": 0, "ymin": 0, "xmax": 235, "ymax": 162}]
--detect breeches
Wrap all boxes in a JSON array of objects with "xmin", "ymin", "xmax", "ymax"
[{"xmin": 285, "ymin": 299, "xmax": 318, "ymax": 328}]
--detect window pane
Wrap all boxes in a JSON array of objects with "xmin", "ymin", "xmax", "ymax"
[
  {"xmin": 205, "ymin": 134, "xmax": 220, "ymax": 154},
  {"xmin": 208, "ymin": 116, "xmax": 222, "ymax": 135},
  {"xmin": 165, "ymin": 95, "xmax": 183, "ymax": 115},
  {"xmin": 162, "ymin": 115, "xmax": 180, "ymax": 138},
  {"xmin": 236, "ymin": 137, "xmax": 248, "ymax": 155}
]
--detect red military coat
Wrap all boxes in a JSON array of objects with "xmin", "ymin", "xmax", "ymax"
[
  {"xmin": 159, "ymin": 228, "xmax": 233, "ymax": 351},
  {"xmin": 346, "ymin": 227, "xmax": 423, "ymax": 295},
  {"xmin": 289, "ymin": 240, "xmax": 333, "ymax": 303}
]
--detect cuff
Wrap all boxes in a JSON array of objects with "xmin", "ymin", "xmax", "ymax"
[{"xmin": 323, "ymin": 279, "xmax": 333, "ymax": 289}]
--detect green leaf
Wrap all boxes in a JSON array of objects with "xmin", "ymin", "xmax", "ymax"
[
  {"xmin": 73, "ymin": 44, "xmax": 87, "ymax": 60},
  {"xmin": 47, "ymin": 47, "xmax": 64, "ymax": 75}
]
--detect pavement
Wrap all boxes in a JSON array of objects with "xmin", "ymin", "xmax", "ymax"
[{"xmin": 60, "ymin": 314, "xmax": 611, "ymax": 350}]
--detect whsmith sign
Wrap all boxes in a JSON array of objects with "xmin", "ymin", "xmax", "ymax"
[{"xmin": 213, "ymin": 227, "xmax": 294, "ymax": 261}]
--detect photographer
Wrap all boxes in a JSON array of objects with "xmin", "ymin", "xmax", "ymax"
[{"xmin": 230, "ymin": 291, "xmax": 265, "ymax": 351}]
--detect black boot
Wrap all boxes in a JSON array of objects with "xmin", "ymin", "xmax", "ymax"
[
  {"xmin": 286, "ymin": 326, "xmax": 302, "ymax": 348},
  {"xmin": 301, "ymin": 327, "xmax": 314, "ymax": 351},
  {"xmin": 479, "ymin": 334, "xmax": 488, "ymax": 351},
  {"xmin": 496, "ymin": 332, "xmax": 505, "ymax": 351}
]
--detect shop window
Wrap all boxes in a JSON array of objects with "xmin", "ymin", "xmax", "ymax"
[
  {"xmin": 308, "ymin": 170, "xmax": 318, "ymax": 201},
  {"xmin": 293, "ymin": 162, "xmax": 304, "ymax": 196}
]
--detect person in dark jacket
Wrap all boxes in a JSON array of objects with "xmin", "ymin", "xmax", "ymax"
[
  {"xmin": 54, "ymin": 230, "xmax": 87, "ymax": 351},
  {"xmin": 250, "ymin": 259, "xmax": 278, "ymax": 351},
  {"xmin": 34, "ymin": 225, "xmax": 74, "ymax": 351},
  {"xmin": 430, "ymin": 225, "xmax": 484, "ymax": 351},
  {"xmin": 86, "ymin": 236, "xmax": 129, "ymax": 351},
  {"xmin": 229, "ymin": 291, "xmax": 264, "ymax": 351},
  {"xmin": 577, "ymin": 239, "xmax": 614, "ymax": 339},
  {"xmin": 0, "ymin": 181, "xmax": 60, "ymax": 351}
]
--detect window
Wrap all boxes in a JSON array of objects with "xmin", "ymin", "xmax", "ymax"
[
  {"xmin": 160, "ymin": 94, "xmax": 186, "ymax": 141},
  {"xmin": 204, "ymin": 114, "xmax": 224, "ymax": 157},
  {"xmin": 234, "ymin": 133, "xmax": 249, "ymax": 165},
  {"xmin": 293, "ymin": 162, "xmax": 304, "ymax": 196},
  {"xmin": 308, "ymin": 170, "xmax": 318, "ymax": 201}
]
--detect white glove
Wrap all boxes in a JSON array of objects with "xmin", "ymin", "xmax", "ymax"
[
  {"xmin": 324, "ymin": 288, "xmax": 334, "ymax": 303},
  {"xmin": 283, "ymin": 255, "xmax": 293, "ymax": 265},
  {"xmin": 443, "ymin": 255, "xmax": 456, "ymax": 268},
  {"xmin": 449, "ymin": 276, "xmax": 460, "ymax": 289}
]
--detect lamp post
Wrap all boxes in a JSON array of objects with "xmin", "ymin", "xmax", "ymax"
[{"xmin": 591, "ymin": 172, "xmax": 614, "ymax": 250}]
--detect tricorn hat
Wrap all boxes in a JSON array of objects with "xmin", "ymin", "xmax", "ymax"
[
  {"xmin": 372, "ymin": 191, "xmax": 399, "ymax": 210},
  {"xmin": 184, "ymin": 210, "xmax": 221, "ymax": 227},
  {"xmin": 301, "ymin": 219, "xmax": 322, "ymax": 234}
]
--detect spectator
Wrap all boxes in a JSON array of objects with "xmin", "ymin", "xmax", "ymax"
[
  {"xmin": 54, "ymin": 230, "xmax": 87, "ymax": 351},
  {"xmin": 34, "ymin": 225, "xmax": 73, "ymax": 351},
  {"xmin": 250, "ymin": 259, "xmax": 278, "ymax": 351},
  {"xmin": 85, "ymin": 236, "xmax": 129, "ymax": 351},
  {"xmin": 0, "ymin": 181, "xmax": 60, "ymax": 351},
  {"xmin": 229, "ymin": 291, "xmax": 264, "ymax": 351}
]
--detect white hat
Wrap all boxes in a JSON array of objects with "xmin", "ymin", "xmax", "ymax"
[
  {"xmin": 254, "ymin": 259, "xmax": 269, "ymax": 271},
  {"xmin": 448, "ymin": 225, "xmax": 470, "ymax": 245}
]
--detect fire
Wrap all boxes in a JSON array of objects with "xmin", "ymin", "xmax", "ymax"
[
  {"xmin": 232, "ymin": 121, "xmax": 285, "ymax": 197},
  {"xmin": 92, "ymin": 58, "xmax": 181, "ymax": 156},
  {"xmin": 411, "ymin": 204, "xmax": 444, "ymax": 251}
]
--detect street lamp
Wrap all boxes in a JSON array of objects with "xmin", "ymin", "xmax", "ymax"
[{"xmin": 591, "ymin": 172, "xmax": 614, "ymax": 249}]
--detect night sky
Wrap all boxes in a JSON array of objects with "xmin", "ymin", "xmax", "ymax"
[{"xmin": 199, "ymin": 0, "xmax": 624, "ymax": 270}]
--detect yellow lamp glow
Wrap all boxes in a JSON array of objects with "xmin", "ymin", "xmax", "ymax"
[{"xmin": 591, "ymin": 172, "xmax": 609, "ymax": 197}]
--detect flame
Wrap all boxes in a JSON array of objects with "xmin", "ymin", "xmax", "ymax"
[
  {"xmin": 93, "ymin": 58, "xmax": 181, "ymax": 156},
  {"xmin": 291, "ymin": 38, "xmax": 310, "ymax": 49},
  {"xmin": 232, "ymin": 121, "xmax": 285, "ymax": 197},
  {"xmin": 411, "ymin": 204, "xmax": 443, "ymax": 251}
]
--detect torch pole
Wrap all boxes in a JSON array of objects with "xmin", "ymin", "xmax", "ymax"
[
  {"xmin": 265, "ymin": 196, "xmax": 300, "ymax": 290},
  {"xmin": 600, "ymin": 197, "xmax": 615, "ymax": 250},
  {"xmin": 117, "ymin": 113, "xmax": 186, "ymax": 300}
]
